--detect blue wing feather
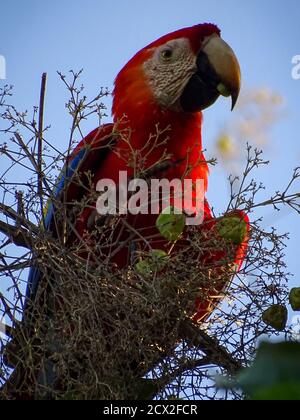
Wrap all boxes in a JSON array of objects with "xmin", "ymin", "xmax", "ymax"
[{"xmin": 25, "ymin": 148, "xmax": 87, "ymax": 305}]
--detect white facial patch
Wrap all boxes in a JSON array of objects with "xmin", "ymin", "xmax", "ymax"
[{"xmin": 143, "ymin": 38, "xmax": 197, "ymax": 111}]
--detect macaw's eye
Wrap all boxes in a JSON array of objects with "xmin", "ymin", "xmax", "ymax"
[{"xmin": 160, "ymin": 48, "xmax": 174, "ymax": 62}]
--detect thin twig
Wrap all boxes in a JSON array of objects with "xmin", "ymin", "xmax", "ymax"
[{"xmin": 37, "ymin": 73, "xmax": 47, "ymax": 227}]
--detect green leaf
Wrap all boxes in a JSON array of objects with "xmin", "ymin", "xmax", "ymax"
[
  {"xmin": 262, "ymin": 304, "xmax": 288, "ymax": 331},
  {"xmin": 217, "ymin": 216, "xmax": 248, "ymax": 245},
  {"xmin": 237, "ymin": 342, "xmax": 300, "ymax": 400},
  {"xmin": 289, "ymin": 288, "xmax": 300, "ymax": 311},
  {"xmin": 219, "ymin": 342, "xmax": 300, "ymax": 400},
  {"xmin": 252, "ymin": 382, "xmax": 300, "ymax": 401},
  {"xmin": 156, "ymin": 207, "xmax": 186, "ymax": 242}
]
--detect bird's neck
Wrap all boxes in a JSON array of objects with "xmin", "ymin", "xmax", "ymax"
[{"xmin": 113, "ymin": 103, "xmax": 209, "ymax": 191}]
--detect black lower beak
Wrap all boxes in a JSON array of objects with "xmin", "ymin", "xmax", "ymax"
[{"xmin": 180, "ymin": 52, "xmax": 221, "ymax": 113}]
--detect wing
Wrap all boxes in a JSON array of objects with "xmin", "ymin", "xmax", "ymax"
[{"xmin": 25, "ymin": 124, "xmax": 117, "ymax": 304}]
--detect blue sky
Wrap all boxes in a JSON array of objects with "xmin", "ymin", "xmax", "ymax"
[{"xmin": 0, "ymin": 1, "xmax": 300, "ymax": 314}]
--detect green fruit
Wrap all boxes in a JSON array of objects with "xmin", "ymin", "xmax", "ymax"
[
  {"xmin": 217, "ymin": 216, "xmax": 248, "ymax": 245},
  {"xmin": 156, "ymin": 207, "xmax": 186, "ymax": 242},
  {"xmin": 289, "ymin": 288, "xmax": 300, "ymax": 311},
  {"xmin": 217, "ymin": 83, "xmax": 231, "ymax": 97},
  {"xmin": 217, "ymin": 135, "xmax": 234, "ymax": 156},
  {"xmin": 262, "ymin": 305, "xmax": 288, "ymax": 332},
  {"xmin": 136, "ymin": 250, "xmax": 168, "ymax": 277}
]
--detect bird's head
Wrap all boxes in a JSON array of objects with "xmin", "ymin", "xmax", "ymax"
[{"xmin": 113, "ymin": 23, "xmax": 241, "ymax": 121}]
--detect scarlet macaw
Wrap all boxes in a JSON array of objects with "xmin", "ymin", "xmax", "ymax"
[
  {"xmin": 25, "ymin": 23, "xmax": 249, "ymax": 321},
  {"xmin": 5, "ymin": 24, "xmax": 249, "ymax": 394}
]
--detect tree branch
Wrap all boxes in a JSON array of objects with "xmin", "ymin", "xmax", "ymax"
[
  {"xmin": 0, "ymin": 220, "xmax": 33, "ymax": 248},
  {"xmin": 179, "ymin": 320, "xmax": 243, "ymax": 374},
  {"xmin": 0, "ymin": 203, "xmax": 38, "ymax": 233},
  {"xmin": 37, "ymin": 73, "xmax": 47, "ymax": 227}
]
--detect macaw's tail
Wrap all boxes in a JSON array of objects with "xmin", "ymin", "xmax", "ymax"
[{"xmin": 1, "ymin": 267, "xmax": 64, "ymax": 400}]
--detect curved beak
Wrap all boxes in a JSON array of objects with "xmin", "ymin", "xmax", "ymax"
[
  {"xmin": 180, "ymin": 35, "xmax": 241, "ymax": 112},
  {"xmin": 203, "ymin": 35, "xmax": 241, "ymax": 110}
]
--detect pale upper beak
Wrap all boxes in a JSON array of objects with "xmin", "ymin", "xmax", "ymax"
[
  {"xmin": 180, "ymin": 34, "xmax": 241, "ymax": 113},
  {"xmin": 202, "ymin": 34, "xmax": 241, "ymax": 110}
]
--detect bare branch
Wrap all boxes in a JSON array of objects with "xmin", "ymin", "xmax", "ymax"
[
  {"xmin": 179, "ymin": 320, "xmax": 243, "ymax": 374},
  {"xmin": 0, "ymin": 73, "xmax": 296, "ymax": 400},
  {"xmin": 37, "ymin": 73, "xmax": 47, "ymax": 226},
  {"xmin": 0, "ymin": 220, "xmax": 33, "ymax": 248}
]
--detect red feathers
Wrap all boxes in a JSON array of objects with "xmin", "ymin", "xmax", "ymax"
[{"xmin": 56, "ymin": 23, "xmax": 248, "ymax": 322}]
